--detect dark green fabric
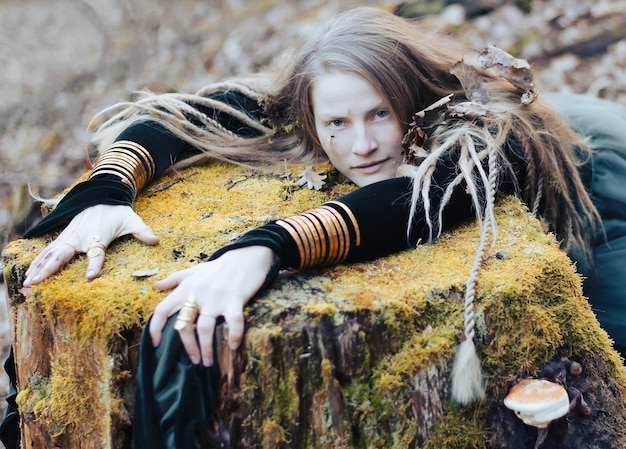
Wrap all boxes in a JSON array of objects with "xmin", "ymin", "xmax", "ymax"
[
  {"xmin": 134, "ymin": 315, "xmax": 221, "ymax": 449},
  {"xmin": 0, "ymin": 349, "xmax": 19, "ymax": 449},
  {"xmin": 547, "ymin": 93, "xmax": 626, "ymax": 346}
]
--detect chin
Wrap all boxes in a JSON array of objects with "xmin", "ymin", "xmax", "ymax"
[{"xmin": 354, "ymin": 173, "xmax": 395, "ymax": 187}]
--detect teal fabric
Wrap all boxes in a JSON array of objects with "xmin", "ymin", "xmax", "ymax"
[{"xmin": 547, "ymin": 93, "xmax": 626, "ymax": 346}]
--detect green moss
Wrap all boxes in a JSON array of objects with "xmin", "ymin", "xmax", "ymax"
[{"xmin": 422, "ymin": 404, "xmax": 487, "ymax": 449}]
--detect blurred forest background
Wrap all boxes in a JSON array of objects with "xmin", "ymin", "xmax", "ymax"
[{"xmin": 0, "ymin": 0, "xmax": 625, "ymax": 438}]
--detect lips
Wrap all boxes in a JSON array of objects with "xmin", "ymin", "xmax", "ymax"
[{"xmin": 352, "ymin": 158, "xmax": 389, "ymax": 174}]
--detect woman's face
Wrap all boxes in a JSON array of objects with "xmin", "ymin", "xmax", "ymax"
[{"xmin": 312, "ymin": 71, "xmax": 404, "ymax": 187}]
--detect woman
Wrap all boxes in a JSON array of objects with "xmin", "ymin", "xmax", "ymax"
[{"xmin": 7, "ymin": 6, "xmax": 625, "ymax": 448}]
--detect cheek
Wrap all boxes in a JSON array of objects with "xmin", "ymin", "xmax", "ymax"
[
  {"xmin": 324, "ymin": 138, "xmax": 353, "ymax": 170},
  {"xmin": 385, "ymin": 125, "xmax": 405, "ymax": 157},
  {"xmin": 316, "ymin": 129, "xmax": 346, "ymax": 165}
]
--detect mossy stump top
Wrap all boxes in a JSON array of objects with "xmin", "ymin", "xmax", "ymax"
[{"xmin": 3, "ymin": 161, "xmax": 626, "ymax": 449}]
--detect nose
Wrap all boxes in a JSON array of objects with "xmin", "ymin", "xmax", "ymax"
[{"xmin": 351, "ymin": 124, "xmax": 377, "ymax": 155}]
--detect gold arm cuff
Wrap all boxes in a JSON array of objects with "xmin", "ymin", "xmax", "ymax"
[
  {"xmin": 89, "ymin": 141, "xmax": 155, "ymax": 192},
  {"xmin": 302, "ymin": 209, "xmax": 339, "ymax": 266},
  {"xmin": 88, "ymin": 169, "xmax": 137, "ymax": 190},
  {"xmin": 319, "ymin": 205, "xmax": 350, "ymax": 264},
  {"xmin": 277, "ymin": 201, "xmax": 358, "ymax": 269},
  {"xmin": 290, "ymin": 214, "xmax": 324, "ymax": 268},
  {"xmin": 328, "ymin": 201, "xmax": 361, "ymax": 247},
  {"xmin": 114, "ymin": 140, "xmax": 156, "ymax": 178},
  {"xmin": 276, "ymin": 219, "xmax": 308, "ymax": 268}
]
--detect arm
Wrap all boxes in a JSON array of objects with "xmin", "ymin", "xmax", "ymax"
[
  {"xmin": 23, "ymin": 89, "xmax": 266, "ymax": 285},
  {"xmin": 26, "ymin": 89, "xmax": 265, "ymax": 237},
  {"xmin": 150, "ymin": 173, "xmax": 490, "ymax": 365}
]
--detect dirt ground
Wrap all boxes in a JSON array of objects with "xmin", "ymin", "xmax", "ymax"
[{"xmin": 0, "ymin": 0, "xmax": 625, "ymax": 445}]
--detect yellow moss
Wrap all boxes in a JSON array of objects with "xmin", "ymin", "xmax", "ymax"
[
  {"xmin": 262, "ymin": 419, "xmax": 289, "ymax": 448},
  {"xmin": 15, "ymin": 372, "xmax": 50, "ymax": 416},
  {"xmin": 4, "ymin": 164, "xmax": 625, "ymax": 446}
]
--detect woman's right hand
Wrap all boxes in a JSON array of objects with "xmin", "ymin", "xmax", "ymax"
[{"xmin": 23, "ymin": 204, "xmax": 159, "ymax": 286}]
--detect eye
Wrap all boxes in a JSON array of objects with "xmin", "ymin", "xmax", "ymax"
[
  {"xmin": 328, "ymin": 119, "xmax": 345, "ymax": 128},
  {"xmin": 374, "ymin": 109, "xmax": 390, "ymax": 119}
]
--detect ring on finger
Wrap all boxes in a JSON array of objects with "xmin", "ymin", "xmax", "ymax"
[
  {"xmin": 86, "ymin": 242, "xmax": 106, "ymax": 258},
  {"xmin": 174, "ymin": 295, "xmax": 200, "ymax": 331}
]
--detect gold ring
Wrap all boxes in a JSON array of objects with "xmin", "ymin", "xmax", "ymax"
[
  {"xmin": 86, "ymin": 242, "xmax": 106, "ymax": 258},
  {"xmin": 174, "ymin": 295, "xmax": 199, "ymax": 330}
]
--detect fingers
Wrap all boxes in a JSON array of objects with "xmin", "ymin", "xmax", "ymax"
[
  {"xmin": 149, "ymin": 299, "xmax": 176, "ymax": 348},
  {"xmin": 222, "ymin": 310, "xmax": 245, "ymax": 350},
  {"xmin": 184, "ymin": 310, "xmax": 242, "ymax": 367},
  {"xmin": 127, "ymin": 214, "xmax": 160, "ymax": 246},
  {"xmin": 196, "ymin": 314, "xmax": 217, "ymax": 367},
  {"xmin": 24, "ymin": 241, "xmax": 78, "ymax": 286},
  {"xmin": 24, "ymin": 205, "xmax": 161, "ymax": 286},
  {"xmin": 177, "ymin": 322, "xmax": 202, "ymax": 365},
  {"xmin": 85, "ymin": 237, "xmax": 107, "ymax": 280},
  {"xmin": 150, "ymin": 246, "xmax": 275, "ymax": 366},
  {"xmin": 154, "ymin": 270, "xmax": 187, "ymax": 291}
]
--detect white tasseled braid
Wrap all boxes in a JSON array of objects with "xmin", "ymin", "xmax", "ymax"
[{"xmin": 450, "ymin": 132, "xmax": 499, "ymax": 405}]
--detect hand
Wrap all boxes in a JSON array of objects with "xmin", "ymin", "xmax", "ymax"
[
  {"xmin": 149, "ymin": 245, "xmax": 275, "ymax": 367},
  {"xmin": 23, "ymin": 204, "xmax": 159, "ymax": 286}
]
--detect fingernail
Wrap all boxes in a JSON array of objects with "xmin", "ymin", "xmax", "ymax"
[
  {"xmin": 190, "ymin": 355, "xmax": 200, "ymax": 365},
  {"xmin": 86, "ymin": 269, "xmax": 95, "ymax": 279},
  {"xmin": 203, "ymin": 357, "xmax": 212, "ymax": 367},
  {"xmin": 32, "ymin": 275, "xmax": 41, "ymax": 284}
]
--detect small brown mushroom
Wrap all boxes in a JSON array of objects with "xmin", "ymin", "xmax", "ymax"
[{"xmin": 504, "ymin": 378, "xmax": 570, "ymax": 428}]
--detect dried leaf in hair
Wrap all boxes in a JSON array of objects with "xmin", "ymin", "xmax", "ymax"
[
  {"xmin": 402, "ymin": 125, "xmax": 430, "ymax": 166},
  {"xmin": 412, "ymin": 94, "xmax": 454, "ymax": 125},
  {"xmin": 450, "ymin": 61, "xmax": 490, "ymax": 104},
  {"xmin": 402, "ymin": 95, "xmax": 453, "ymax": 165},
  {"xmin": 297, "ymin": 166, "xmax": 327, "ymax": 190},
  {"xmin": 478, "ymin": 45, "xmax": 530, "ymax": 70},
  {"xmin": 449, "ymin": 101, "xmax": 489, "ymax": 119},
  {"xmin": 478, "ymin": 45, "xmax": 537, "ymax": 105}
]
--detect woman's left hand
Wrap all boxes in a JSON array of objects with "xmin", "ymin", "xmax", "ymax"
[{"xmin": 149, "ymin": 245, "xmax": 275, "ymax": 367}]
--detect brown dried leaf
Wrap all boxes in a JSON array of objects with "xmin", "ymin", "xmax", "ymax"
[
  {"xmin": 402, "ymin": 94, "xmax": 453, "ymax": 166},
  {"xmin": 450, "ymin": 61, "xmax": 489, "ymax": 104},
  {"xmin": 478, "ymin": 45, "xmax": 537, "ymax": 105}
]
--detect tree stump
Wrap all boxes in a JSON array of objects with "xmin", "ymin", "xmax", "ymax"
[{"xmin": 3, "ymin": 161, "xmax": 626, "ymax": 448}]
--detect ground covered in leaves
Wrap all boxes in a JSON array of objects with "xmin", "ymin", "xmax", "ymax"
[{"xmin": 1, "ymin": 0, "xmax": 625, "ymax": 250}]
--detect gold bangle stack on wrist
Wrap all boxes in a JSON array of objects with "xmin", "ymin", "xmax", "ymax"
[
  {"xmin": 88, "ymin": 140, "xmax": 156, "ymax": 193},
  {"xmin": 276, "ymin": 201, "xmax": 361, "ymax": 269}
]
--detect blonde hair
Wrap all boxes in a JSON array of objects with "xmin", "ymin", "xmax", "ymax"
[
  {"xmin": 91, "ymin": 6, "xmax": 598, "ymax": 257},
  {"xmin": 89, "ymin": 6, "xmax": 600, "ymax": 404}
]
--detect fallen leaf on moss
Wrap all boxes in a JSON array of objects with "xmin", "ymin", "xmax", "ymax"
[
  {"xmin": 297, "ymin": 166, "xmax": 327, "ymax": 190},
  {"xmin": 131, "ymin": 268, "xmax": 159, "ymax": 278}
]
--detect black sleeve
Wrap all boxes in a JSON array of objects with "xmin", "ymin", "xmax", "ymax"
[
  {"xmin": 210, "ymin": 175, "xmax": 481, "ymax": 270},
  {"xmin": 211, "ymin": 147, "xmax": 522, "ymax": 269},
  {"xmin": 25, "ymin": 91, "xmax": 265, "ymax": 238}
]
